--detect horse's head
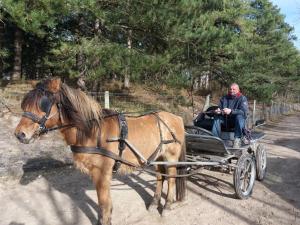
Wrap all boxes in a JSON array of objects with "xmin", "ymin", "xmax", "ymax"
[{"xmin": 15, "ymin": 78, "xmax": 62, "ymax": 144}]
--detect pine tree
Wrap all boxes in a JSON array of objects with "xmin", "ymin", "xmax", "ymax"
[
  {"xmin": 1, "ymin": 0, "xmax": 65, "ymax": 80},
  {"xmin": 0, "ymin": 13, "xmax": 4, "ymax": 78}
]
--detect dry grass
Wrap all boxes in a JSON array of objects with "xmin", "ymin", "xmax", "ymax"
[{"xmin": 1, "ymin": 81, "xmax": 207, "ymax": 124}]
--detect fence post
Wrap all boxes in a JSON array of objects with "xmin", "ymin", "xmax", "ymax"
[
  {"xmin": 252, "ymin": 100, "xmax": 256, "ymax": 127},
  {"xmin": 271, "ymin": 101, "xmax": 274, "ymax": 120},
  {"xmin": 276, "ymin": 102, "xmax": 279, "ymax": 116},
  {"xmin": 203, "ymin": 94, "xmax": 210, "ymax": 111},
  {"xmin": 104, "ymin": 91, "xmax": 110, "ymax": 109}
]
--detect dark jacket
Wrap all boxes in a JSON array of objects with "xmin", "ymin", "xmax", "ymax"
[{"xmin": 219, "ymin": 94, "xmax": 248, "ymax": 118}]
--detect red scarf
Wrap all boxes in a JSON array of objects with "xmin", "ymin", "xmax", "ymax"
[{"xmin": 227, "ymin": 91, "xmax": 242, "ymax": 97}]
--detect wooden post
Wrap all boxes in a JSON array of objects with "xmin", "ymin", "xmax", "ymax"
[
  {"xmin": 203, "ymin": 94, "xmax": 210, "ymax": 111},
  {"xmin": 105, "ymin": 91, "xmax": 110, "ymax": 109},
  {"xmin": 271, "ymin": 100, "xmax": 274, "ymax": 120},
  {"xmin": 252, "ymin": 100, "xmax": 256, "ymax": 127}
]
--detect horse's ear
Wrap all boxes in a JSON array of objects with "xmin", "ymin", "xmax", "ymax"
[
  {"xmin": 28, "ymin": 80, "xmax": 39, "ymax": 88},
  {"xmin": 46, "ymin": 78, "xmax": 61, "ymax": 93}
]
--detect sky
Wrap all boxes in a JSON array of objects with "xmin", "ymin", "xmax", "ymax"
[{"xmin": 270, "ymin": 0, "xmax": 300, "ymax": 49}]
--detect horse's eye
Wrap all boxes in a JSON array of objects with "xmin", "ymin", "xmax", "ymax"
[{"xmin": 39, "ymin": 96, "xmax": 52, "ymax": 113}]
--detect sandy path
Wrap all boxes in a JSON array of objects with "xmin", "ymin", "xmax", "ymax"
[{"xmin": 0, "ymin": 113, "xmax": 300, "ymax": 225}]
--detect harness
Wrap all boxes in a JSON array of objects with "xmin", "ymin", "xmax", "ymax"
[
  {"xmin": 22, "ymin": 98, "xmax": 73, "ymax": 137},
  {"xmin": 22, "ymin": 96, "xmax": 180, "ymax": 173},
  {"xmin": 71, "ymin": 111, "xmax": 181, "ymax": 173}
]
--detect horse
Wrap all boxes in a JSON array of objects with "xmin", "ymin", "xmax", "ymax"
[{"xmin": 14, "ymin": 78, "xmax": 187, "ymax": 225}]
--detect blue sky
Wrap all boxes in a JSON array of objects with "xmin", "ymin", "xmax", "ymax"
[{"xmin": 270, "ymin": 0, "xmax": 300, "ymax": 49}]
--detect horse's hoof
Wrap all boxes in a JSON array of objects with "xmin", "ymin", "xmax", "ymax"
[
  {"xmin": 148, "ymin": 198, "xmax": 162, "ymax": 213},
  {"xmin": 97, "ymin": 219, "xmax": 111, "ymax": 225},
  {"xmin": 148, "ymin": 204, "xmax": 157, "ymax": 212},
  {"xmin": 173, "ymin": 199, "xmax": 188, "ymax": 208},
  {"xmin": 161, "ymin": 206, "xmax": 172, "ymax": 217},
  {"xmin": 148, "ymin": 201, "xmax": 161, "ymax": 213},
  {"xmin": 164, "ymin": 200, "xmax": 187, "ymax": 211},
  {"xmin": 162, "ymin": 200, "xmax": 188, "ymax": 217}
]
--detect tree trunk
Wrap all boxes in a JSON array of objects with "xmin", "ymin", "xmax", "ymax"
[
  {"xmin": 76, "ymin": 14, "xmax": 86, "ymax": 91},
  {"xmin": 35, "ymin": 56, "xmax": 42, "ymax": 79},
  {"xmin": 124, "ymin": 29, "xmax": 132, "ymax": 88},
  {"xmin": 76, "ymin": 15, "xmax": 85, "ymax": 74},
  {"xmin": 12, "ymin": 28, "xmax": 23, "ymax": 81},
  {"xmin": 0, "ymin": 21, "xmax": 4, "ymax": 78},
  {"xmin": 76, "ymin": 14, "xmax": 86, "ymax": 90},
  {"xmin": 94, "ymin": 18, "xmax": 103, "ymax": 36}
]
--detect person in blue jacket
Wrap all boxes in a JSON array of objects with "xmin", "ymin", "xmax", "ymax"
[{"xmin": 212, "ymin": 83, "xmax": 248, "ymax": 148}]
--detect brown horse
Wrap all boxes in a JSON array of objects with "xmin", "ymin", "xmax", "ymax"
[{"xmin": 14, "ymin": 78, "xmax": 187, "ymax": 225}]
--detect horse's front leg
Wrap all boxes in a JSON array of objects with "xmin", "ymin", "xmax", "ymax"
[
  {"xmin": 148, "ymin": 164, "xmax": 164, "ymax": 212},
  {"xmin": 92, "ymin": 169, "xmax": 113, "ymax": 225}
]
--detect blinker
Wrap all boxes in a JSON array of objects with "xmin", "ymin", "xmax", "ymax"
[{"xmin": 39, "ymin": 96, "xmax": 52, "ymax": 113}]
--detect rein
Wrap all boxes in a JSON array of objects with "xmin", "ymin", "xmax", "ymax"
[{"xmin": 70, "ymin": 145, "xmax": 202, "ymax": 178}]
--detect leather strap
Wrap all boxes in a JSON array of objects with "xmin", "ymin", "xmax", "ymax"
[
  {"xmin": 70, "ymin": 145, "xmax": 137, "ymax": 168},
  {"xmin": 71, "ymin": 111, "xmax": 181, "ymax": 173},
  {"xmin": 23, "ymin": 111, "xmax": 44, "ymax": 124},
  {"xmin": 112, "ymin": 113, "xmax": 128, "ymax": 172},
  {"xmin": 118, "ymin": 113, "xmax": 128, "ymax": 151}
]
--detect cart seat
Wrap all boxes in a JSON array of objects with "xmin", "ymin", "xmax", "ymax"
[
  {"xmin": 186, "ymin": 133, "xmax": 231, "ymax": 155},
  {"xmin": 193, "ymin": 114, "xmax": 245, "ymax": 133}
]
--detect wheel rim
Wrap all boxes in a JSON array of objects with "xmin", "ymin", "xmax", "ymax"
[
  {"xmin": 258, "ymin": 146, "xmax": 267, "ymax": 171},
  {"xmin": 238, "ymin": 158, "xmax": 255, "ymax": 195}
]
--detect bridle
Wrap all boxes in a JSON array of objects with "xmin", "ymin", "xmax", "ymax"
[{"xmin": 22, "ymin": 93, "xmax": 73, "ymax": 138}]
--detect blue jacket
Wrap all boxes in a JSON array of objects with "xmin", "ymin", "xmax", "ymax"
[{"xmin": 219, "ymin": 94, "xmax": 248, "ymax": 118}]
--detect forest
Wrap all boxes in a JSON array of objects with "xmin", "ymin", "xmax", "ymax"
[{"xmin": 0, "ymin": 0, "xmax": 300, "ymax": 101}]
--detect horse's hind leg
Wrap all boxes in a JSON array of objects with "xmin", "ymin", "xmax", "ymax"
[
  {"xmin": 164, "ymin": 165, "xmax": 177, "ymax": 210},
  {"xmin": 148, "ymin": 164, "xmax": 165, "ymax": 212},
  {"xmin": 163, "ymin": 144, "xmax": 187, "ymax": 215}
]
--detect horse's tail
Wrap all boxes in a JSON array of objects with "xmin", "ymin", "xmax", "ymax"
[{"xmin": 176, "ymin": 137, "xmax": 187, "ymax": 201}]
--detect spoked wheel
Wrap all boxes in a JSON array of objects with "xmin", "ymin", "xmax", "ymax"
[
  {"xmin": 233, "ymin": 153, "xmax": 256, "ymax": 199},
  {"xmin": 256, "ymin": 144, "xmax": 267, "ymax": 181}
]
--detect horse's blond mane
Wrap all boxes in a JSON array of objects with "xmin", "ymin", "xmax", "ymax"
[
  {"xmin": 60, "ymin": 83, "xmax": 102, "ymax": 123},
  {"xmin": 58, "ymin": 83, "xmax": 102, "ymax": 143}
]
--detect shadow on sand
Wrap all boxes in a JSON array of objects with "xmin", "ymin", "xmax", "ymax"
[
  {"xmin": 188, "ymin": 171, "xmax": 236, "ymax": 199},
  {"xmin": 262, "ymin": 156, "xmax": 300, "ymax": 210},
  {"xmin": 18, "ymin": 158, "xmax": 157, "ymax": 225}
]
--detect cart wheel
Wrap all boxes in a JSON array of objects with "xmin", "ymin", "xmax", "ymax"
[
  {"xmin": 256, "ymin": 144, "xmax": 267, "ymax": 181},
  {"xmin": 233, "ymin": 153, "xmax": 256, "ymax": 199}
]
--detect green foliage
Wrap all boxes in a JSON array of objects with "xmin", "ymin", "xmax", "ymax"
[
  {"xmin": 1, "ymin": 0, "xmax": 300, "ymax": 101},
  {"xmin": 2, "ymin": 0, "xmax": 64, "ymax": 37}
]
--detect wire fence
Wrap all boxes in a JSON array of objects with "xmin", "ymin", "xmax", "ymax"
[
  {"xmin": 1, "ymin": 89, "xmax": 300, "ymax": 127},
  {"xmin": 88, "ymin": 92, "xmax": 300, "ymax": 127},
  {"xmin": 248, "ymin": 100, "xmax": 300, "ymax": 127},
  {"xmin": 88, "ymin": 91, "xmax": 194, "ymax": 121}
]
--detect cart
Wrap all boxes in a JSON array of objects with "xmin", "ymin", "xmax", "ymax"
[{"xmin": 184, "ymin": 122, "xmax": 267, "ymax": 199}]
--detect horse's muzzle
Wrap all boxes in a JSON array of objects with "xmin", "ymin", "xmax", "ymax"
[{"xmin": 15, "ymin": 131, "xmax": 30, "ymax": 144}]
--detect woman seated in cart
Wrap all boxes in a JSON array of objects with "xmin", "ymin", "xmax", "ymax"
[{"xmin": 211, "ymin": 83, "xmax": 248, "ymax": 148}]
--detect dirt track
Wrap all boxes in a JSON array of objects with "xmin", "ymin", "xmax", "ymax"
[{"xmin": 0, "ymin": 113, "xmax": 300, "ymax": 225}]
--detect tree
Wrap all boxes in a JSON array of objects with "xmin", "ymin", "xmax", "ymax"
[
  {"xmin": 0, "ymin": 14, "xmax": 4, "ymax": 78},
  {"xmin": 1, "ymin": 0, "xmax": 65, "ymax": 80},
  {"xmin": 0, "ymin": 0, "xmax": 299, "ymax": 102},
  {"xmin": 230, "ymin": 0, "xmax": 300, "ymax": 100}
]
